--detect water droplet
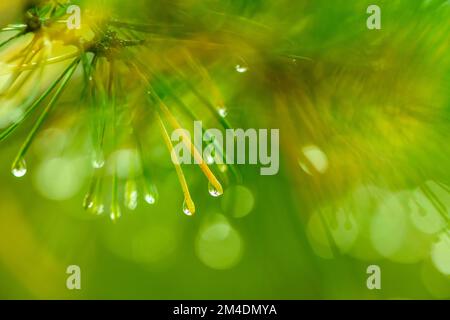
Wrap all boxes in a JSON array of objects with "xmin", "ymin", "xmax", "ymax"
[
  {"xmin": 235, "ymin": 64, "xmax": 248, "ymax": 73},
  {"xmin": 145, "ymin": 194, "xmax": 156, "ymax": 204},
  {"xmin": 208, "ymin": 182, "xmax": 223, "ymax": 197},
  {"xmin": 218, "ymin": 107, "xmax": 228, "ymax": 118},
  {"xmin": 110, "ymin": 206, "xmax": 121, "ymax": 221},
  {"xmin": 144, "ymin": 184, "xmax": 158, "ymax": 205},
  {"xmin": 205, "ymin": 154, "xmax": 215, "ymax": 165},
  {"xmin": 86, "ymin": 199, "xmax": 105, "ymax": 216},
  {"xmin": 183, "ymin": 200, "xmax": 193, "ymax": 216},
  {"xmin": 124, "ymin": 180, "xmax": 138, "ymax": 210},
  {"xmin": 92, "ymin": 150, "xmax": 105, "ymax": 169},
  {"xmin": 83, "ymin": 192, "xmax": 94, "ymax": 210},
  {"xmin": 95, "ymin": 204, "xmax": 105, "ymax": 215},
  {"xmin": 11, "ymin": 158, "xmax": 27, "ymax": 178},
  {"xmin": 126, "ymin": 195, "xmax": 138, "ymax": 210}
]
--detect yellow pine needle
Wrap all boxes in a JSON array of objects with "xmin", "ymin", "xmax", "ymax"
[
  {"xmin": 158, "ymin": 101, "xmax": 223, "ymax": 196},
  {"xmin": 157, "ymin": 113, "xmax": 196, "ymax": 215},
  {"xmin": 131, "ymin": 59, "xmax": 224, "ymax": 198},
  {"xmin": 184, "ymin": 50, "xmax": 225, "ymax": 107},
  {"xmin": 0, "ymin": 51, "xmax": 80, "ymax": 75},
  {"xmin": 1, "ymin": 37, "xmax": 43, "ymax": 96}
]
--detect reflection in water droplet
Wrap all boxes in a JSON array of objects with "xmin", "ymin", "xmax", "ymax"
[
  {"xmin": 11, "ymin": 157, "xmax": 27, "ymax": 178},
  {"xmin": 235, "ymin": 64, "xmax": 248, "ymax": 73},
  {"xmin": 92, "ymin": 150, "xmax": 105, "ymax": 169},
  {"xmin": 183, "ymin": 200, "xmax": 193, "ymax": 216},
  {"xmin": 208, "ymin": 182, "xmax": 223, "ymax": 197},
  {"xmin": 84, "ymin": 196, "xmax": 105, "ymax": 216},
  {"xmin": 95, "ymin": 203, "xmax": 105, "ymax": 215},
  {"xmin": 125, "ymin": 180, "xmax": 138, "ymax": 210},
  {"xmin": 218, "ymin": 107, "xmax": 228, "ymax": 118},
  {"xmin": 110, "ymin": 205, "xmax": 121, "ymax": 221},
  {"xmin": 83, "ymin": 192, "xmax": 94, "ymax": 210},
  {"xmin": 145, "ymin": 194, "xmax": 155, "ymax": 204},
  {"xmin": 205, "ymin": 154, "xmax": 215, "ymax": 165},
  {"xmin": 144, "ymin": 184, "xmax": 158, "ymax": 205}
]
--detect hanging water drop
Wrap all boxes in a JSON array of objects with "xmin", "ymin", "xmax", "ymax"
[
  {"xmin": 110, "ymin": 206, "xmax": 121, "ymax": 221},
  {"xmin": 124, "ymin": 180, "xmax": 138, "ymax": 210},
  {"xmin": 235, "ymin": 64, "xmax": 248, "ymax": 73},
  {"xmin": 144, "ymin": 184, "xmax": 158, "ymax": 205},
  {"xmin": 92, "ymin": 150, "xmax": 105, "ymax": 169},
  {"xmin": 11, "ymin": 157, "xmax": 27, "ymax": 178},
  {"xmin": 83, "ymin": 192, "xmax": 94, "ymax": 210},
  {"xmin": 87, "ymin": 200, "xmax": 105, "ymax": 216},
  {"xmin": 95, "ymin": 203, "xmax": 105, "ymax": 215},
  {"xmin": 145, "ymin": 193, "xmax": 156, "ymax": 204},
  {"xmin": 183, "ymin": 200, "xmax": 193, "ymax": 216},
  {"xmin": 218, "ymin": 107, "xmax": 228, "ymax": 118},
  {"xmin": 205, "ymin": 154, "xmax": 215, "ymax": 165},
  {"xmin": 208, "ymin": 182, "xmax": 223, "ymax": 197}
]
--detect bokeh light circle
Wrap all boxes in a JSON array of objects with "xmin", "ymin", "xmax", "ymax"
[
  {"xmin": 221, "ymin": 185, "xmax": 254, "ymax": 218},
  {"xmin": 370, "ymin": 193, "xmax": 408, "ymax": 258},
  {"xmin": 33, "ymin": 157, "xmax": 85, "ymax": 200},
  {"xmin": 195, "ymin": 215, "xmax": 243, "ymax": 270},
  {"xmin": 431, "ymin": 232, "xmax": 450, "ymax": 276}
]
